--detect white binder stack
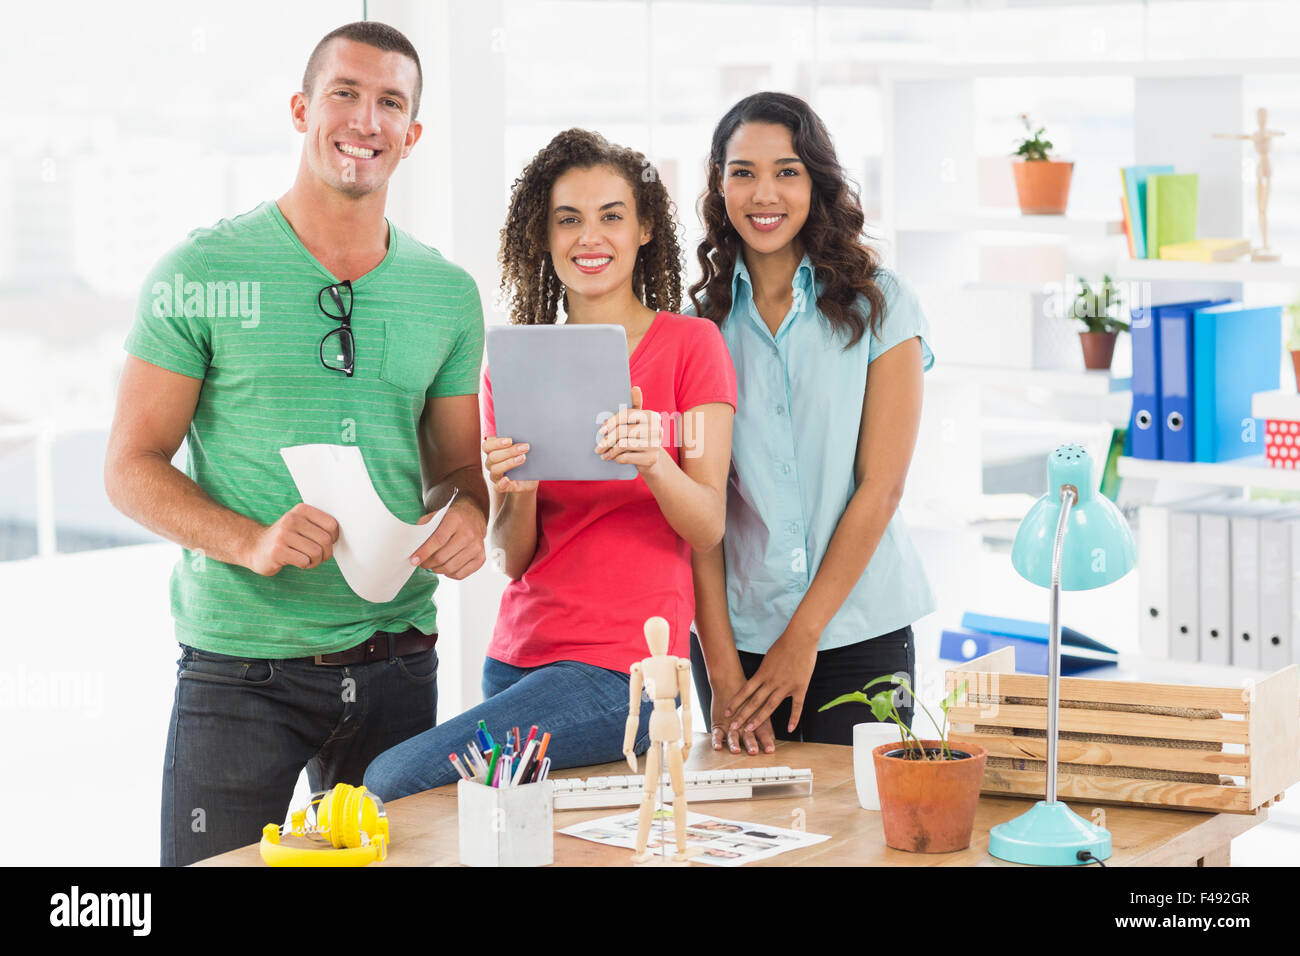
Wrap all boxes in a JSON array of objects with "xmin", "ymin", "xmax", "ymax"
[{"xmin": 1138, "ymin": 495, "xmax": 1300, "ymax": 667}]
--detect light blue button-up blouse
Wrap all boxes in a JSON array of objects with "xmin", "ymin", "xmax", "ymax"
[{"xmin": 715, "ymin": 254, "xmax": 937, "ymax": 655}]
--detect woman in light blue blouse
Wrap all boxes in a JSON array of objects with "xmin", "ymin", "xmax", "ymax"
[{"xmin": 688, "ymin": 91, "xmax": 936, "ymax": 754}]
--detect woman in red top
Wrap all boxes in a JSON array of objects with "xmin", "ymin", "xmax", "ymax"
[{"xmin": 365, "ymin": 129, "xmax": 736, "ymax": 799}]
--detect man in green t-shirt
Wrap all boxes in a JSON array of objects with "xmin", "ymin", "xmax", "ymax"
[{"xmin": 104, "ymin": 21, "xmax": 490, "ymax": 866}]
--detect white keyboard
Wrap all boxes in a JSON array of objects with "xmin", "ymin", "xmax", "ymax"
[{"xmin": 551, "ymin": 766, "xmax": 814, "ymax": 810}]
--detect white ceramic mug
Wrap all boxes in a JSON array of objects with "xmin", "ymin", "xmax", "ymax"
[{"xmin": 853, "ymin": 722, "xmax": 903, "ymax": 811}]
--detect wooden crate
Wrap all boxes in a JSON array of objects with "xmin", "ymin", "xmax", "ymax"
[{"xmin": 944, "ymin": 648, "xmax": 1300, "ymax": 814}]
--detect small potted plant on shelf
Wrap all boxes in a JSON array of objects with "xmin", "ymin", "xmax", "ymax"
[
  {"xmin": 1072, "ymin": 274, "xmax": 1129, "ymax": 371},
  {"xmin": 820, "ymin": 676, "xmax": 986, "ymax": 854},
  {"xmin": 1012, "ymin": 113, "xmax": 1073, "ymax": 215}
]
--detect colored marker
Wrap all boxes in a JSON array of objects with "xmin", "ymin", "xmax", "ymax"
[
  {"xmin": 449, "ymin": 753, "xmax": 471, "ymax": 781},
  {"xmin": 484, "ymin": 744, "xmax": 501, "ymax": 789},
  {"xmin": 532, "ymin": 732, "xmax": 551, "ymax": 781}
]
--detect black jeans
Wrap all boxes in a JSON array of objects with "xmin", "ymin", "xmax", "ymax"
[
  {"xmin": 160, "ymin": 642, "xmax": 437, "ymax": 867},
  {"xmin": 689, "ymin": 626, "xmax": 914, "ymax": 746}
]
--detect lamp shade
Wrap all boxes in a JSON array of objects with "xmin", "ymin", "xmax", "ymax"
[{"xmin": 1010, "ymin": 444, "xmax": 1135, "ymax": 590}]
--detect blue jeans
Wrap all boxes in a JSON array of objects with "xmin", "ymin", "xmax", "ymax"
[
  {"xmin": 161, "ymin": 643, "xmax": 437, "ymax": 867},
  {"xmin": 364, "ymin": 657, "xmax": 654, "ymax": 801}
]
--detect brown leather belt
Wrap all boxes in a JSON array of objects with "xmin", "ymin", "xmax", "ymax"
[{"xmin": 306, "ymin": 627, "xmax": 437, "ymax": 666}]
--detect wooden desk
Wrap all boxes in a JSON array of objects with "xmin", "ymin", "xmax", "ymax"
[{"xmin": 198, "ymin": 736, "xmax": 1266, "ymax": 866}]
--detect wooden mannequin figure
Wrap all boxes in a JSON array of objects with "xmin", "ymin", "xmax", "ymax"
[
  {"xmin": 623, "ymin": 615, "xmax": 694, "ymax": 864},
  {"xmin": 1215, "ymin": 107, "xmax": 1287, "ymax": 262}
]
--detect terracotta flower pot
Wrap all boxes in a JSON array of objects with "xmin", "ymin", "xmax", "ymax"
[
  {"xmin": 873, "ymin": 739, "xmax": 987, "ymax": 853},
  {"xmin": 1079, "ymin": 330, "xmax": 1118, "ymax": 370},
  {"xmin": 1012, "ymin": 159, "xmax": 1073, "ymax": 214},
  {"xmin": 1291, "ymin": 350, "xmax": 1300, "ymax": 392}
]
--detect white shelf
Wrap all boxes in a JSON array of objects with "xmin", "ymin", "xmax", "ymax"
[
  {"xmin": 1254, "ymin": 390, "xmax": 1300, "ymax": 420},
  {"xmin": 930, "ymin": 364, "xmax": 1130, "ymax": 395},
  {"xmin": 1113, "ymin": 258, "xmax": 1300, "ymax": 284},
  {"xmin": 1118, "ymin": 455, "xmax": 1300, "ymax": 492},
  {"xmin": 883, "ymin": 57, "xmax": 1300, "ymax": 81},
  {"xmin": 895, "ymin": 210, "xmax": 1123, "ymax": 238}
]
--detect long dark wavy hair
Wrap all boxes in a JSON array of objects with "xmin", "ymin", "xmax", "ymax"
[
  {"xmin": 688, "ymin": 92, "xmax": 886, "ymax": 348},
  {"xmin": 499, "ymin": 128, "xmax": 683, "ymax": 324}
]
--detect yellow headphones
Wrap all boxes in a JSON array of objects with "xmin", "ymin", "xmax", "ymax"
[{"xmin": 259, "ymin": 783, "xmax": 390, "ymax": 867}]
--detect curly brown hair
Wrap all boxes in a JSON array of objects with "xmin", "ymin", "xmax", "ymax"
[
  {"xmin": 499, "ymin": 128, "xmax": 683, "ymax": 324},
  {"xmin": 688, "ymin": 93, "xmax": 886, "ymax": 349}
]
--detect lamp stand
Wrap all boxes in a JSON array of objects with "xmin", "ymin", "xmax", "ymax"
[{"xmin": 988, "ymin": 486, "xmax": 1113, "ymax": 865}]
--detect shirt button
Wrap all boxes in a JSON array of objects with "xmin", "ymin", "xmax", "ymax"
[
  {"xmin": 788, "ymin": 523, "xmax": 799, "ymax": 535},
  {"xmin": 781, "ymin": 464, "xmax": 791, "ymax": 475},
  {"xmin": 787, "ymin": 580, "xmax": 802, "ymax": 592},
  {"xmin": 776, "ymin": 405, "xmax": 785, "ymax": 416}
]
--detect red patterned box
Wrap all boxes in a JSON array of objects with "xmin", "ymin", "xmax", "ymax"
[
  {"xmin": 1266, "ymin": 419, "xmax": 1300, "ymax": 469},
  {"xmin": 1255, "ymin": 391, "xmax": 1300, "ymax": 470}
]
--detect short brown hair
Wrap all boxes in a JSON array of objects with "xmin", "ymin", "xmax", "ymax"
[{"xmin": 302, "ymin": 21, "xmax": 423, "ymax": 120}]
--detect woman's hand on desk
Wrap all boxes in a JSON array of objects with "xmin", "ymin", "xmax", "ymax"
[
  {"xmin": 709, "ymin": 671, "xmax": 776, "ymax": 756},
  {"xmin": 725, "ymin": 628, "xmax": 818, "ymax": 737},
  {"xmin": 483, "ymin": 436, "xmax": 539, "ymax": 494}
]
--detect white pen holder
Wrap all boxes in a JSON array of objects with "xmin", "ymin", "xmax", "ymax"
[
  {"xmin": 853, "ymin": 722, "xmax": 903, "ymax": 812},
  {"xmin": 457, "ymin": 779, "xmax": 554, "ymax": 867}
]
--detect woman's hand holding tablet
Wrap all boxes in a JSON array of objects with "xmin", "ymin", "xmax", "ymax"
[
  {"xmin": 482, "ymin": 436, "xmax": 539, "ymax": 494},
  {"xmin": 594, "ymin": 386, "xmax": 663, "ymax": 477}
]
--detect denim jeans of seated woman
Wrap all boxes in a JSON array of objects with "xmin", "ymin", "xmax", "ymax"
[{"xmin": 364, "ymin": 657, "xmax": 656, "ymax": 801}]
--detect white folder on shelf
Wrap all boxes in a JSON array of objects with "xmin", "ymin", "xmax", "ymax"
[
  {"xmin": 1168, "ymin": 508, "xmax": 1200, "ymax": 661},
  {"xmin": 1230, "ymin": 506, "xmax": 1264, "ymax": 670},
  {"xmin": 1138, "ymin": 503, "xmax": 1172, "ymax": 659},
  {"xmin": 1260, "ymin": 513, "xmax": 1300, "ymax": 671},
  {"xmin": 1197, "ymin": 509, "xmax": 1232, "ymax": 666}
]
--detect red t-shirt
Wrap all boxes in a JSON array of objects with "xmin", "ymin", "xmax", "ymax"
[{"xmin": 481, "ymin": 312, "xmax": 737, "ymax": 673}]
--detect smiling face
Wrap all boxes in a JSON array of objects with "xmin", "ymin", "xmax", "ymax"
[
  {"xmin": 547, "ymin": 164, "xmax": 651, "ymax": 302},
  {"xmin": 720, "ymin": 121, "xmax": 812, "ymax": 259},
  {"xmin": 292, "ymin": 38, "xmax": 422, "ymax": 199}
]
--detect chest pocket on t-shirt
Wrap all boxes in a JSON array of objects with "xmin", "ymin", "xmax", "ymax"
[{"xmin": 379, "ymin": 316, "xmax": 454, "ymax": 395}]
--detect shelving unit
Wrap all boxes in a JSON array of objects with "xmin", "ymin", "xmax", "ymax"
[
  {"xmin": 1114, "ymin": 258, "xmax": 1300, "ymax": 283},
  {"xmin": 882, "ymin": 57, "xmax": 1300, "ymax": 81},
  {"xmin": 929, "ymin": 365, "xmax": 1129, "ymax": 394},
  {"xmin": 897, "ymin": 210, "xmax": 1124, "ymax": 238},
  {"xmin": 884, "ymin": 54, "xmax": 1300, "ymax": 702},
  {"xmin": 1117, "ymin": 455, "xmax": 1300, "ymax": 493}
]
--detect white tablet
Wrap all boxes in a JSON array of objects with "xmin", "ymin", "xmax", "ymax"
[{"xmin": 485, "ymin": 324, "xmax": 638, "ymax": 481}]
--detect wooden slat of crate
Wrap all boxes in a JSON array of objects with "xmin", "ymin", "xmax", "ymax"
[
  {"xmin": 1248, "ymin": 665, "xmax": 1300, "ymax": 802},
  {"xmin": 952, "ymin": 732, "xmax": 1249, "ymax": 776},
  {"xmin": 980, "ymin": 766, "xmax": 1254, "ymax": 813},
  {"xmin": 947, "ymin": 703, "xmax": 1249, "ymax": 744},
  {"xmin": 946, "ymin": 670, "xmax": 1250, "ymax": 714}
]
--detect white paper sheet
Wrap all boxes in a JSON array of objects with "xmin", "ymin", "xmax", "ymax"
[
  {"xmin": 280, "ymin": 443, "xmax": 457, "ymax": 603},
  {"xmin": 559, "ymin": 809, "xmax": 829, "ymax": 866}
]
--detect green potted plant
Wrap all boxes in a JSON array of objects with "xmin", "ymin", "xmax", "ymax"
[
  {"xmin": 820, "ymin": 676, "xmax": 986, "ymax": 853},
  {"xmin": 1072, "ymin": 274, "xmax": 1129, "ymax": 371},
  {"xmin": 1011, "ymin": 113, "xmax": 1073, "ymax": 215},
  {"xmin": 1287, "ymin": 300, "xmax": 1300, "ymax": 391}
]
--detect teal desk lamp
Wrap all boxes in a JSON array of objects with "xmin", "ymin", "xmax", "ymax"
[{"xmin": 988, "ymin": 443, "xmax": 1136, "ymax": 866}]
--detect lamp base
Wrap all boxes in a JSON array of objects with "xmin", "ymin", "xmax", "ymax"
[{"xmin": 988, "ymin": 801, "xmax": 1112, "ymax": 866}]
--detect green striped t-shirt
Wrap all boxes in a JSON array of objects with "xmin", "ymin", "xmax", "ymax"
[{"xmin": 124, "ymin": 201, "xmax": 484, "ymax": 658}]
